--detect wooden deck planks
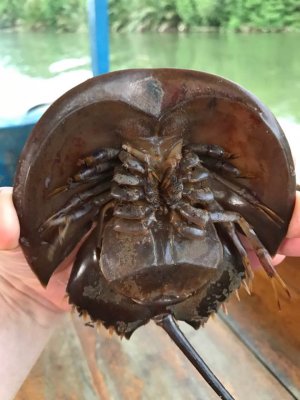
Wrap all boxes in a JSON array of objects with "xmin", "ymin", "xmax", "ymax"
[
  {"xmin": 15, "ymin": 290, "xmax": 296, "ymax": 400},
  {"xmin": 15, "ymin": 316, "xmax": 100, "ymax": 400},
  {"xmin": 221, "ymin": 257, "xmax": 300, "ymax": 399},
  {"xmin": 93, "ymin": 316, "xmax": 292, "ymax": 399}
]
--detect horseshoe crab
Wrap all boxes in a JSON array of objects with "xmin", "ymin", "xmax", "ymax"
[{"xmin": 13, "ymin": 69, "xmax": 296, "ymax": 399}]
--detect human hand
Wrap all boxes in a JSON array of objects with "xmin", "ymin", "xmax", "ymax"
[
  {"xmin": 0, "ymin": 187, "xmax": 75, "ymax": 400},
  {"xmin": 276, "ymin": 191, "xmax": 300, "ymax": 259},
  {"xmin": 0, "ymin": 187, "xmax": 72, "ymax": 313}
]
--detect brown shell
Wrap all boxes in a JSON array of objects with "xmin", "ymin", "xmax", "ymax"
[{"xmin": 13, "ymin": 69, "xmax": 295, "ymax": 286}]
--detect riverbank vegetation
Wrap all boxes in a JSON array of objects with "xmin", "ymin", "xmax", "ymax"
[
  {"xmin": 0, "ymin": 0, "xmax": 87, "ymax": 31},
  {"xmin": 0, "ymin": 0, "xmax": 299, "ymax": 32}
]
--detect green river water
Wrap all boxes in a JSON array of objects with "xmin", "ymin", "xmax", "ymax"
[
  {"xmin": 1, "ymin": 31, "xmax": 299, "ymax": 119},
  {"xmin": 0, "ymin": 31, "xmax": 299, "ymax": 161}
]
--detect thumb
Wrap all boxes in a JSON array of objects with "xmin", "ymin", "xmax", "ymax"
[{"xmin": 0, "ymin": 187, "xmax": 20, "ymax": 250}]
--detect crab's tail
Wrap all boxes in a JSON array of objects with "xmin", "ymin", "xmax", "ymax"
[{"xmin": 155, "ymin": 314, "xmax": 235, "ymax": 400}]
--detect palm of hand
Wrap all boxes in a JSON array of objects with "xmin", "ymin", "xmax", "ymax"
[{"xmin": 0, "ymin": 188, "xmax": 71, "ymax": 311}]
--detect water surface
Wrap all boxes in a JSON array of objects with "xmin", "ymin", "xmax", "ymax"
[
  {"xmin": 0, "ymin": 31, "xmax": 299, "ymax": 168},
  {"xmin": 1, "ymin": 31, "xmax": 299, "ymax": 118}
]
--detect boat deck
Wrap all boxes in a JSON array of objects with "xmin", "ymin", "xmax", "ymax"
[{"xmin": 16, "ymin": 258, "xmax": 300, "ymax": 400}]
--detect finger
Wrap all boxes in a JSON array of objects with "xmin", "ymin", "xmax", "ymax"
[
  {"xmin": 278, "ymin": 237, "xmax": 300, "ymax": 257},
  {"xmin": 0, "ymin": 187, "xmax": 20, "ymax": 250},
  {"xmin": 46, "ymin": 266, "xmax": 72, "ymax": 311},
  {"xmin": 286, "ymin": 191, "xmax": 300, "ymax": 239},
  {"xmin": 271, "ymin": 253, "xmax": 286, "ymax": 266},
  {"xmin": 246, "ymin": 250, "xmax": 285, "ymax": 269}
]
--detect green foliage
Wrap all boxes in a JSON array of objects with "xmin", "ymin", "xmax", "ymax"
[
  {"xmin": 22, "ymin": 0, "xmax": 87, "ymax": 31},
  {"xmin": 0, "ymin": 0, "xmax": 299, "ymax": 31},
  {"xmin": 193, "ymin": 0, "xmax": 221, "ymax": 26},
  {"xmin": 224, "ymin": 0, "xmax": 299, "ymax": 31},
  {"xmin": 283, "ymin": 0, "xmax": 300, "ymax": 29},
  {"xmin": 0, "ymin": 0, "xmax": 87, "ymax": 31},
  {"xmin": 175, "ymin": 0, "xmax": 198, "ymax": 26},
  {"xmin": 0, "ymin": 0, "xmax": 22, "ymax": 28},
  {"xmin": 109, "ymin": 0, "xmax": 179, "ymax": 32},
  {"xmin": 109, "ymin": 0, "xmax": 300, "ymax": 32}
]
